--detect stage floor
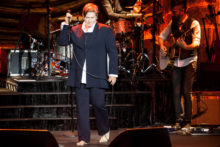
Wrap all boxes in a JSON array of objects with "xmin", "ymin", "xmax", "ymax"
[{"xmin": 52, "ymin": 129, "xmax": 220, "ymax": 147}]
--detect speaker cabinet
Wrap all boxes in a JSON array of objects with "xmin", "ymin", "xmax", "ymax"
[
  {"xmin": 0, "ymin": 129, "xmax": 59, "ymax": 147},
  {"xmin": 109, "ymin": 127, "xmax": 171, "ymax": 147},
  {"xmin": 7, "ymin": 50, "xmax": 37, "ymax": 76},
  {"xmin": 192, "ymin": 92, "xmax": 220, "ymax": 125}
]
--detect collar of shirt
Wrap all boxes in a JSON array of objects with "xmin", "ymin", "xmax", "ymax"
[{"xmin": 82, "ymin": 22, "xmax": 97, "ymax": 33}]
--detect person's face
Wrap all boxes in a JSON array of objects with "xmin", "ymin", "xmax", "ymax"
[
  {"xmin": 172, "ymin": 5, "xmax": 186, "ymax": 20},
  {"xmin": 84, "ymin": 11, "xmax": 97, "ymax": 27}
]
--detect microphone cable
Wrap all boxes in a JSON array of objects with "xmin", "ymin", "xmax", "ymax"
[{"xmin": 72, "ymin": 47, "xmax": 107, "ymax": 81}]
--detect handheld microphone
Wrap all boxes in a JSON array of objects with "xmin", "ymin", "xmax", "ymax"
[
  {"xmin": 67, "ymin": 10, "xmax": 71, "ymax": 18},
  {"xmin": 66, "ymin": 9, "xmax": 71, "ymax": 24},
  {"xmin": 67, "ymin": 9, "xmax": 71, "ymax": 14}
]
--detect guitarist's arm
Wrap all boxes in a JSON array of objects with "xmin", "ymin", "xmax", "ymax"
[
  {"xmin": 176, "ymin": 20, "xmax": 201, "ymax": 50},
  {"xmin": 159, "ymin": 21, "xmax": 172, "ymax": 55}
]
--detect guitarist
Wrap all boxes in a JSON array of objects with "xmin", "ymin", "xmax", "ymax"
[{"xmin": 158, "ymin": 0, "xmax": 201, "ymax": 135}]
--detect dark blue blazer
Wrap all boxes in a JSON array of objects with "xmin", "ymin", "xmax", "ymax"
[{"xmin": 59, "ymin": 23, "xmax": 118, "ymax": 89}]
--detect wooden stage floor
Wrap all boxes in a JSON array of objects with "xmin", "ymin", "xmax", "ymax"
[{"xmin": 52, "ymin": 129, "xmax": 220, "ymax": 147}]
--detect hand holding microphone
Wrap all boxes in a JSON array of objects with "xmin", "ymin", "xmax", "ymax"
[{"xmin": 65, "ymin": 10, "xmax": 72, "ymax": 25}]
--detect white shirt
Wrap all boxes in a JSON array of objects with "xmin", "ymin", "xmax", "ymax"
[
  {"xmin": 81, "ymin": 22, "xmax": 97, "ymax": 83},
  {"xmin": 159, "ymin": 16, "xmax": 201, "ymax": 67}
]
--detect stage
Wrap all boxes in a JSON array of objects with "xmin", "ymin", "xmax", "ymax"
[
  {"xmin": 52, "ymin": 129, "xmax": 220, "ymax": 147},
  {"xmin": 0, "ymin": 65, "xmax": 220, "ymax": 147}
]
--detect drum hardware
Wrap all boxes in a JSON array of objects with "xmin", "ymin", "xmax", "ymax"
[
  {"xmin": 31, "ymin": 40, "xmax": 46, "ymax": 77},
  {"xmin": 113, "ymin": 0, "xmax": 164, "ymax": 79},
  {"xmin": 114, "ymin": 3, "xmax": 149, "ymax": 76},
  {"xmin": 57, "ymin": 15, "xmax": 83, "ymax": 22},
  {"xmin": 140, "ymin": 0, "xmax": 164, "ymax": 77},
  {"xmin": 51, "ymin": 58, "xmax": 68, "ymax": 76},
  {"xmin": 131, "ymin": 9, "xmax": 155, "ymax": 76},
  {"xmin": 119, "ymin": 65, "xmax": 131, "ymax": 74}
]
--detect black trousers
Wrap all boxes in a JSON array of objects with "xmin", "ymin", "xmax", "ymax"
[
  {"xmin": 75, "ymin": 84, "xmax": 109, "ymax": 143},
  {"xmin": 172, "ymin": 62, "xmax": 197, "ymax": 123}
]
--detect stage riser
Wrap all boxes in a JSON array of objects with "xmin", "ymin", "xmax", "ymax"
[
  {"xmin": 0, "ymin": 93, "xmax": 140, "ymax": 130},
  {"xmin": 6, "ymin": 79, "xmax": 68, "ymax": 92},
  {"xmin": 0, "ymin": 94, "xmax": 137, "ymax": 106},
  {"xmin": 1, "ymin": 76, "xmax": 174, "ymax": 130},
  {"xmin": 0, "ymin": 120, "xmax": 119, "ymax": 130},
  {"xmin": 0, "ymin": 107, "xmax": 133, "ymax": 120}
]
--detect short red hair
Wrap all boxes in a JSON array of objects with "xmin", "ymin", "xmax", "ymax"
[{"xmin": 82, "ymin": 3, "xmax": 99, "ymax": 17}]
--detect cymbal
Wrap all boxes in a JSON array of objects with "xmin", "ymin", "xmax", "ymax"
[
  {"xmin": 58, "ymin": 15, "xmax": 83, "ymax": 22},
  {"xmin": 143, "ymin": 13, "xmax": 153, "ymax": 21},
  {"xmin": 125, "ymin": 6, "xmax": 133, "ymax": 9},
  {"xmin": 125, "ymin": 4, "xmax": 149, "ymax": 9},
  {"xmin": 143, "ymin": 10, "xmax": 162, "ymax": 19},
  {"xmin": 142, "ymin": 3, "xmax": 153, "ymax": 12}
]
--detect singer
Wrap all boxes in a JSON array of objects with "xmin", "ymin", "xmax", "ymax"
[
  {"xmin": 158, "ymin": 0, "xmax": 201, "ymax": 135},
  {"xmin": 59, "ymin": 3, "xmax": 118, "ymax": 146}
]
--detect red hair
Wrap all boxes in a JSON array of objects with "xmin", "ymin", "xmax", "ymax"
[{"xmin": 82, "ymin": 3, "xmax": 99, "ymax": 17}]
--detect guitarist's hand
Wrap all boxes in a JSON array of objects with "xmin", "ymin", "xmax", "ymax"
[
  {"xmin": 176, "ymin": 38, "xmax": 188, "ymax": 50},
  {"xmin": 160, "ymin": 45, "xmax": 168, "ymax": 56}
]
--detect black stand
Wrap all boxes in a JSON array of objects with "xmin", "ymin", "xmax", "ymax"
[
  {"xmin": 142, "ymin": 0, "xmax": 162, "ymax": 76},
  {"xmin": 46, "ymin": 0, "xmax": 51, "ymax": 77},
  {"xmin": 67, "ymin": 13, "xmax": 76, "ymax": 135},
  {"xmin": 192, "ymin": 92, "xmax": 207, "ymax": 119}
]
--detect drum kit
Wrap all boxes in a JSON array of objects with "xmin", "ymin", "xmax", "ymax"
[
  {"xmin": 32, "ymin": 0, "xmax": 163, "ymax": 77},
  {"xmin": 112, "ymin": 0, "xmax": 163, "ymax": 77}
]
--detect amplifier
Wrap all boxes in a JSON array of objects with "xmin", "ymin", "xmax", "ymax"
[
  {"xmin": 191, "ymin": 91, "xmax": 220, "ymax": 125},
  {"xmin": 7, "ymin": 50, "xmax": 37, "ymax": 76}
]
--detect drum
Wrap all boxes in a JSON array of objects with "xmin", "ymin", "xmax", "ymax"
[
  {"xmin": 112, "ymin": 19, "xmax": 132, "ymax": 35},
  {"xmin": 51, "ymin": 59, "xmax": 68, "ymax": 75}
]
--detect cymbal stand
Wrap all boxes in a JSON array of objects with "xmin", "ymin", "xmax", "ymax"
[
  {"xmin": 131, "ymin": 15, "xmax": 149, "ymax": 76},
  {"xmin": 118, "ymin": 32, "xmax": 132, "ymax": 74},
  {"xmin": 142, "ymin": 0, "xmax": 162, "ymax": 74}
]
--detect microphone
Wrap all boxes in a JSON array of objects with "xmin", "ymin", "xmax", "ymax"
[
  {"xmin": 66, "ymin": 9, "xmax": 71, "ymax": 24},
  {"xmin": 67, "ymin": 9, "xmax": 71, "ymax": 14},
  {"xmin": 67, "ymin": 9, "xmax": 71, "ymax": 18}
]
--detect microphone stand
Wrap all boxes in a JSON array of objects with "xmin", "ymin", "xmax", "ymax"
[
  {"xmin": 67, "ymin": 12, "xmax": 76, "ymax": 136},
  {"xmin": 46, "ymin": 0, "xmax": 51, "ymax": 77}
]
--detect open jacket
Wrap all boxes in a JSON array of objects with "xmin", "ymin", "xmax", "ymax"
[{"xmin": 59, "ymin": 23, "xmax": 118, "ymax": 88}]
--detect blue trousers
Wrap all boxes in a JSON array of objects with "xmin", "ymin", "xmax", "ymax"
[{"xmin": 75, "ymin": 84, "xmax": 109, "ymax": 143}]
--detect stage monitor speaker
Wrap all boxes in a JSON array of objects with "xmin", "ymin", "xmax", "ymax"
[
  {"xmin": 192, "ymin": 92, "xmax": 220, "ymax": 125},
  {"xmin": 7, "ymin": 50, "xmax": 37, "ymax": 76},
  {"xmin": 109, "ymin": 127, "xmax": 171, "ymax": 147},
  {"xmin": 0, "ymin": 129, "xmax": 59, "ymax": 147}
]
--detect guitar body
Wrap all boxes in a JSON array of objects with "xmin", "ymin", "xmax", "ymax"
[
  {"xmin": 159, "ymin": 50, "xmax": 169, "ymax": 70},
  {"xmin": 159, "ymin": 36, "xmax": 180, "ymax": 70},
  {"xmin": 159, "ymin": 24, "xmax": 195, "ymax": 70}
]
